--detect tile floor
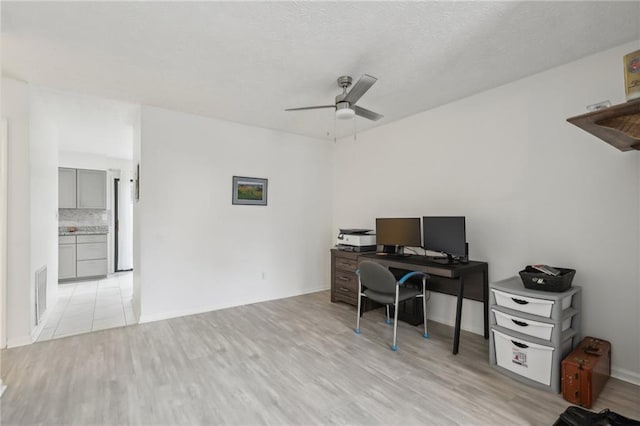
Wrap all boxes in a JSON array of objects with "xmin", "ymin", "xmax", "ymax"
[{"xmin": 37, "ymin": 271, "xmax": 136, "ymax": 342}]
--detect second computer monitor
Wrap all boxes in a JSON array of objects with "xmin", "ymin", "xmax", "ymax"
[{"xmin": 422, "ymin": 216, "xmax": 466, "ymax": 262}]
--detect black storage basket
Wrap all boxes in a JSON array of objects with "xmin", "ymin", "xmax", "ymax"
[{"xmin": 519, "ymin": 266, "xmax": 575, "ymax": 292}]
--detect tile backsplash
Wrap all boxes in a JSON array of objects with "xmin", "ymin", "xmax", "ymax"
[{"xmin": 59, "ymin": 209, "xmax": 111, "ymax": 227}]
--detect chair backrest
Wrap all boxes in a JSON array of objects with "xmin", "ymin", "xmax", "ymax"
[{"xmin": 358, "ymin": 261, "xmax": 397, "ymax": 294}]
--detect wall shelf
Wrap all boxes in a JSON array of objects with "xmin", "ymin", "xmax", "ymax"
[{"xmin": 567, "ymin": 98, "xmax": 640, "ymax": 152}]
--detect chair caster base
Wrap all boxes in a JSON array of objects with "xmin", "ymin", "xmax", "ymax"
[
  {"xmin": 354, "ymin": 328, "xmax": 361, "ymax": 334},
  {"xmin": 391, "ymin": 345, "xmax": 398, "ymax": 351}
]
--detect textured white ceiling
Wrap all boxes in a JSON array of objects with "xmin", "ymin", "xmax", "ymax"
[{"xmin": 2, "ymin": 1, "xmax": 639, "ymax": 141}]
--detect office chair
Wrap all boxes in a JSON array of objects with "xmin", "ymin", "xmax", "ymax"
[{"xmin": 354, "ymin": 260, "xmax": 430, "ymax": 351}]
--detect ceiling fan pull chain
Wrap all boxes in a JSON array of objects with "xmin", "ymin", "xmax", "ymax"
[{"xmin": 353, "ymin": 116, "xmax": 357, "ymax": 141}]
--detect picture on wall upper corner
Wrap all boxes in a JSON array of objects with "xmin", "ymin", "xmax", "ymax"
[{"xmin": 232, "ymin": 176, "xmax": 268, "ymax": 206}]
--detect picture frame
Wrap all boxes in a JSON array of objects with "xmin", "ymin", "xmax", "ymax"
[{"xmin": 232, "ymin": 176, "xmax": 268, "ymax": 206}]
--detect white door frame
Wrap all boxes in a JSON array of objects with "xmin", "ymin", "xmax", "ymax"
[{"xmin": 1, "ymin": 118, "xmax": 9, "ymax": 396}]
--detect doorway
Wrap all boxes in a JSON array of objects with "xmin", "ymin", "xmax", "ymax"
[{"xmin": 114, "ymin": 177, "xmax": 133, "ymax": 273}]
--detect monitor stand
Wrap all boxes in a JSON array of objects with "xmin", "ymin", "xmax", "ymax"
[
  {"xmin": 430, "ymin": 253, "xmax": 456, "ymax": 264},
  {"xmin": 378, "ymin": 245, "xmax": 411, "ymax": 257}
]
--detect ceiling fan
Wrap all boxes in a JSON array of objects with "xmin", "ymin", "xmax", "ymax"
[{"xmin": 285, "ymin": 74, "xmax": 383, "ymax": 121}]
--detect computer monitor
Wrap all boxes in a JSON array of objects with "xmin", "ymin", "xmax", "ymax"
[
  {"xmin": 422, "ymin": 216, "xmax": 466, "ymax": 263},
  {"xmin": 375, "ymin": 217, "xmax": 421, "ymax": 255}
]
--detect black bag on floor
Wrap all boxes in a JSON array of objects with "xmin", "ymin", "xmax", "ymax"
[{"xmin": 553, "ymin": 406, "xmax": 640, "ymax": 426}]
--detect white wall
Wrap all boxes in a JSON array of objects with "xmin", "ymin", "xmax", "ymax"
[
  {"xmin": 58, "ymin": 150, "xmax": 132, "ymax": 172},
  {"xmin": 137, "ymin": 106, "xmax": 332, "ymax": 322},
  {"xmin": 333, "ymin": 41, "xmax": 640, "ymax": 383},
  {"xmin": 0, "ymin": 111, "xmax": 5, "ymax": 387},
  {"xmin": 132, "ymin": 110, "xmax": 141, "ymax": 319},
  {"xmin": 1, "ymin": 78, "xmax": 31, "ymax": 347},
  {"xmin": 29, "ymin": 87, "xmax": 59, "ymax": 340},
  {"xmin": 0, "ymin": 119, "xmax": 8, "ymax": 351},
  {"xmin": 2, "ymin": 81, "xmax": 61, "ymax": 346},
  {"xmin": 637, "ymin": 152, "xmax": 640, "ymax": 381}
]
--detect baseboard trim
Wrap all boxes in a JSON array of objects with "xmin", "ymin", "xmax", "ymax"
[
  {"xmin": 612, "ymin": 367, "xmax": 640, "ymax": 385},
  {"xmin": 30, "ymin": 317, "xmax": 48, "ymax": 343},
  {"xmin": 7, "ymin": 335, "xmax": 32, "ymax": 348},
  {"xmin": 139, "ymin": 285, "xmax": 330, "ymax": 324},
  {"xmin": 8, "ymin": 310, "xmax": 51, "ymax": 347},
  {"xmin": 427, "ymin": 314, "xmax": 485, "ymax": 336}
]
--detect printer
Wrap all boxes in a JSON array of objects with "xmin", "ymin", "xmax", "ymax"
[{"xmin": 336, "ymin": 229, "xmax": 377, "ymax": 252}]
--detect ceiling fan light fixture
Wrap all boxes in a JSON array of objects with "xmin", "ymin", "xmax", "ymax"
[{"xmin": 335, "ymin": 102, "xmax": 355, "ymax": 119}]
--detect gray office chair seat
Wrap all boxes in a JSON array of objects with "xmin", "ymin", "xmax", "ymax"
[
  {"xmin": 355, "ymin": 260, "xmax": 430, "ymax": 351},
  {"xmin": 363, "ymin": 287, "xmax": 421, "ymax": 305}
]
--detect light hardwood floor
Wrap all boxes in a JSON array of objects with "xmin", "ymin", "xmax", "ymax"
[{"xmin": 2, "ymin": 290, "xmax": 639, "ymax": 425}]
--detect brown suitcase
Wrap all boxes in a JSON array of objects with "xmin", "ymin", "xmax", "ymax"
[{"xmin": 561, "ymin": 336, "xmax": 611, "ymax": 408}]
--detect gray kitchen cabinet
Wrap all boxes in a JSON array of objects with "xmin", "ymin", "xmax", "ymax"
[
  {"xmin": 77, "ymin": 169, "xmax": 106, "ymax": 209},
  {"xmin": 76, "ymin": 234, "xmax": 107, "ymax": 278},
  {"xmin": 59, "ymin": 234, "xmax": 107, "ymax": 281},
  {"xmin": 58, "ymin": 168, "xmax": 77, "ymax": 208},
  {"xmin": 58, "ymin": 167, "xmax": 106, "ymax": 209},
  {"xmin": 58, "ymin": 237, "xmax": 77, "ymax": 280},
  {"xmin": 77, "ymin": 242, "xmax": 107, "ymax": 261},
  {"xmin": 77, "ymin": 259, "xmax": 108, "ymax": 277}
]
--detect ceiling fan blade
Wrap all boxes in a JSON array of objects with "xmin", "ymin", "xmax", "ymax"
[
  {"xmin": 344, "ymin": 74, "xmax": 377, "ymax": 104},
  {"xmin": 354, "ymin": 105, "xmax": 383, "ymax": 121},
  {"xmin": 285, "ymin": 105, "xmax": 335, "ymax": 111}
]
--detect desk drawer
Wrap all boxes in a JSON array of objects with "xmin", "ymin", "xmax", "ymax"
[
  {"xmin": 334, "ymin": 271, "xmax": 358, "ymax": 297},
  {"xmin": 334, "ymin": 292, "xmax": 357, "ymax": 306},
  {"xmin": 335, "ymin": 257, "xmax": 357, "ymax": 272}
]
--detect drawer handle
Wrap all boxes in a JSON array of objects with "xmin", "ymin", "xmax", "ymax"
[
  {"xmin": 338, "ymin": 276, "xmax": 349, "ymax": 281},
  {"xmin": 511, "ymin": 319, "xmax": 529, "ymax": 327},
  {"xmin": 339, "ymin": 287, "xmax": 351, "ymax": 293},
  {"xmin": 511, "ymin": 298, "xmax": 528, "ymax": 305},
  {"xmin": 511, "ymin": 340, "xmax": 528, "ymax": 349}
]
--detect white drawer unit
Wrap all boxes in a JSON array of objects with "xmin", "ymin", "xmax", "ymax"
[
  {"xmin": 493, "ymin": 329, "xmax": 574, "ymax": 386},
  {"xmin": 492, "ymin": 309, "xmax": 572, "ymax": 341},
  {"xmin": 491, "ymin": 289, "xmax": 573, "ymax": 318},
  {"xmin": 492, "ymin": 309, "xmax": 555, "ymax": 340},
  {"xmin": 493, "ymin": 329, "xmax": 555, "ymax": 386},
  {"xmin": 489, "ymin": 276, "xmax": 581, "ymax": 394}
]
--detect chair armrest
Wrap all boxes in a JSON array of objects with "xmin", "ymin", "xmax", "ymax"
[{"xmin": 398, "ymin": 271, "xmax": 430, "ymax": 285}]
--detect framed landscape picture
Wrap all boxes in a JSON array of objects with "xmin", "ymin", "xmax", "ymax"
[{"xmin": 232, "ymin": 176, "xmax": 268, "ymax": 206}]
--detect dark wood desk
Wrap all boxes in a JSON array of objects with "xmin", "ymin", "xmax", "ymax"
[{"xmin": 358, "ymin": 253, "xmax": 489, "ymax": 355}]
